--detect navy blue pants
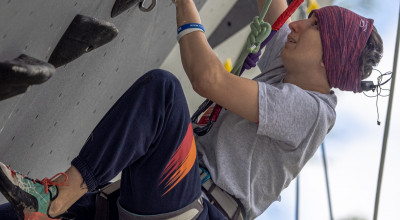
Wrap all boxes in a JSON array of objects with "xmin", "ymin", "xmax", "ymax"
[{"xmin": 0, "ymin": 69, "xmax": 225, "ymax": 220}]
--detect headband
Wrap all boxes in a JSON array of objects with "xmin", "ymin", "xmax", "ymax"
[{"xmin": 312, "ymin": 6, "xmax": 374, "ymax": 93}]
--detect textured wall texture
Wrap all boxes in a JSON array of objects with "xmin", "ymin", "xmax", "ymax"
[{"xmin": 0, "ymin": 0, "xmax": 205, "ymax": 204}]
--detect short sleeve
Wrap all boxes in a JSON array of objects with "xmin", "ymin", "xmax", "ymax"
[{"xmin": 257, "ymin": 82, "xmax": 321, "ymax": 147}]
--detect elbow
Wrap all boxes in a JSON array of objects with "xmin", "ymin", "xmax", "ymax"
[{"xmin": 191, "ymin": 67, "xmax": 224, "ymax": 98}]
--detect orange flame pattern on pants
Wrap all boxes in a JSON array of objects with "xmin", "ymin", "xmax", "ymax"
[{"xmin": 160, "ymin": 123, "xmax": 197, "ymax": 196}]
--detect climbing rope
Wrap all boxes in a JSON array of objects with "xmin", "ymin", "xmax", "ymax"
[
  {"xmin": 373, "ymin": 2, "xmax": 400, "ymax": 220},
  {"xmin": 230, "ymin": 0, "xmax": 272, "ymax": 75},
  {"xmin": 294, "ymin": 142, "xmax": 334, "ymax": 220},
  {"xmin": 192, "ymin": 0, "xmax": 304, "ymax": 136},
  {"xmin": 321, "ymin": 142, "xmax": 334, "ymax": 220}
]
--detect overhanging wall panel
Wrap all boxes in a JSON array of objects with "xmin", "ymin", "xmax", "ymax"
[{"xmin": 0, "ymin": 0, "xmax": 206, "ymax": 204}]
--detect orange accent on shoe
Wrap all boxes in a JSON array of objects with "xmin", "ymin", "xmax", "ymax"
[
  {"xmin": 24, "ymin": 211, "xmax": 61, "ymax": 220},
  {"xmin": 38, "ymin": 173, "xmax": 69, "ymax": 194},
  {"xmin": 6, "ymin": 165, "xmax": 18, "ymax": 178},
  {"xmin": 5, "ymin": 165, "xmax": 68, "ymax": 194}
]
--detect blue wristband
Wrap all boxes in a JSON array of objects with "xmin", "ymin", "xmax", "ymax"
[{"xmin": 177, "ymin": 23, "xmax": 205, "ymax": 34}]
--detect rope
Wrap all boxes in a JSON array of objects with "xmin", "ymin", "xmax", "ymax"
[
  {"xmin": 231, "ymin": 0, "xmax": 272, "ymax": 75},
  {"xmin": 241, "ymin": 0, "xmax": 304, "ymax": 75},
  {"xmin": 321, "ymin": 142, "xmax": 334, "ymax": 220},
  {"xmin": 373, "ymin": 2, "xmax": 400, "ymax": 219}
]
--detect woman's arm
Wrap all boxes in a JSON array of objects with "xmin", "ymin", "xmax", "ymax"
[
  {"xmin": 257, "ymin": 0, "xmax": 290, "ymax": 24},
  {"xmin": 175, "ymin": 0, "xmax": 259, "ymax": 123}
]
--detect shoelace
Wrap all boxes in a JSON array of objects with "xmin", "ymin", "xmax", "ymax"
[
  {"xmin": 38, "ymin": 173, "xmax": 69, "ymax": 194},
  {"xmin": 7, "ymin": 165, "xmax": 68, "ymax": 194}
]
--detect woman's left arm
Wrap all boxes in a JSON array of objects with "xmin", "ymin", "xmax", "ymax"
[{"xmin": 175, "ymin": 0, "xmax": 259, "ymax": 123}]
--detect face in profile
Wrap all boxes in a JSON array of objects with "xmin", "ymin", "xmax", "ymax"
[{"xmin": 281, "ymin": 13, "xmax": 324, "ymax": 72}]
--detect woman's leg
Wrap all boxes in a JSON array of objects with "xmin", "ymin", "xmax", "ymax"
[
  {"xmin": 0, "ymin": 69, "xmax": 204, "ymax": 219},
  {"xmin": 70, "ymin": 69, "xmax": 202, "ymax": 215}
]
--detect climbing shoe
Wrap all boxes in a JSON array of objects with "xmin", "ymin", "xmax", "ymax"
[
  {"xmin": 0, "ymin": 54, "xmax": 55, "ymax": 101},
  {"xmin": 0, "ymin": 162, "xmax": 69, "ymax": 220},
  {"xmin": 48, "ymin": 14, "xmax": 118, "ymax": 68}
]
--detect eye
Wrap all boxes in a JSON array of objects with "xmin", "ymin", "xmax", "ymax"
[{"xmin": 313, "ymin": 20, "xmax": 319, "ymax": 29}]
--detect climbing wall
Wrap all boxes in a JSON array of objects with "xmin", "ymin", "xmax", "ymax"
[{"xmin": 0, "ymin": 0, "xmax": 205, "ymax": 203}]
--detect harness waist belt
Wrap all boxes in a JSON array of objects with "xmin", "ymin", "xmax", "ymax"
[
  {"xmin": 117, "ymin": 197, "xmax": 204, "ymax": 220},
  {"xmin": 200, "ymin": 168, "xmax": 246, "ymax": 220}
]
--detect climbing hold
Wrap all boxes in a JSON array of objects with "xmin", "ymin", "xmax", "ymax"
[
  {"xmin": 307, "ymin": 0, "xmax": 320, "ymax": 14},
  {"xmin": 224, "ymin": 58, "xmax": 233, "ymax": 72},
  {"xmin": 48, "ymin": 15, "xmax": 119, "ymax": 68},
  {"xmin": 111, "ymin": 0, "xmax": 157, "ymax": 17},
  {"xmin": 0, "ymin": 54, "xmax": 55, "ymax": 100}
]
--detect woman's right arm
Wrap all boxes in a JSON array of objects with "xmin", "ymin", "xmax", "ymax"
[{"xmin": 257, "ymin": 0, "xmax": 290, "ymax": 24}]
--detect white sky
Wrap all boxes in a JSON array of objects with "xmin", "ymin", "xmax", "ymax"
[{"xmin": 258, "ymin": 0, "xmax": 400, "ymax": 219}]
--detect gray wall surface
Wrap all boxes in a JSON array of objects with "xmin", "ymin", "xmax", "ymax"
[{"xmin": 0, "ymin": 0, "xmax": 205, "ymax": 204}]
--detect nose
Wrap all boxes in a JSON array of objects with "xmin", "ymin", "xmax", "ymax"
[
  {"xmin": 289, "ymin": 21, "xmax": 300, "ymax": 32},
  {"xmin": 289, "ymin": 20, "xmax": 304, "ymax": 33}
]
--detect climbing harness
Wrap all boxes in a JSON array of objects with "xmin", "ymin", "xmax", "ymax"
[
  {"xmin": 95, "ymin": 179, "xmax": 203, "ymax": 220},
  {"xmin": 118, "ymin": 197, "xmax": 203, "ymax": 219},
  {"xmin": 200, "ymin": 167, "xmax": 246, "ymax": 220},
  {"xmin": 191, "ymin": 0, "xmax": 304, "ymax": 136}
]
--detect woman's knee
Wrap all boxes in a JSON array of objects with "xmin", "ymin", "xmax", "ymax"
[
  {"xmin": 137, "ymin": 69, "xmax": 183, "ymax": 93},
  {"xmin": 144, "ymin": 69, "xmax": 180, "ymax": 85},
  {"xmin": 124, "ymin": 69, "xmax": 184, "ymax": 100}
]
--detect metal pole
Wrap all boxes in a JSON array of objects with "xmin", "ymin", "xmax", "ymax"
[
  {"xmin": 373, "ymin": 2, "xmax": 400, "ymax": 220},
  {"xmin": 321, "ymin": 142, "xmax": 334, "ymax": 220},
  {"xmin": 295, "ymin": 176, "xmax": 300, "ymax": 220}
]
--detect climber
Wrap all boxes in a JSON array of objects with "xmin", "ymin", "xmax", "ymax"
[{"xmin": 0, "ymin": 0, "xmax": 383, "ymax": 219}]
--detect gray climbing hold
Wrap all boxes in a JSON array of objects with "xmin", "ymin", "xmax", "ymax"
[
  {"xmin": 0, "ymin": 54, "xmax": 55, "ymax": 101},
  {"xmin": 48, "ymin": 14, "xmax": 119, "ymax": 68}
]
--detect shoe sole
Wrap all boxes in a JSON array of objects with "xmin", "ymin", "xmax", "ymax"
[{"xmin": 0, "ymin": 163, "xmax": 38, "ymax": 220}]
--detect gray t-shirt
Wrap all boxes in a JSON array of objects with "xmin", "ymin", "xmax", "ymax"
[{"xmin": 196, "ymin": 24, "xmax": 337, "ymax": 219}]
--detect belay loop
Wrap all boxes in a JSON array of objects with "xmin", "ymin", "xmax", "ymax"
[
  {"xmin": 139, "ymin": 0, "xmax": 157, "ymax": 12},
  {"xmin": 192, "ymin": 0, "xmax": 304, "ymax": 136}
]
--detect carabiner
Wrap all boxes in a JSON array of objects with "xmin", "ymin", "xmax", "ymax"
[{"xmin": 139, "ymin": 0, "xmax": 157, "ymax": 12}]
